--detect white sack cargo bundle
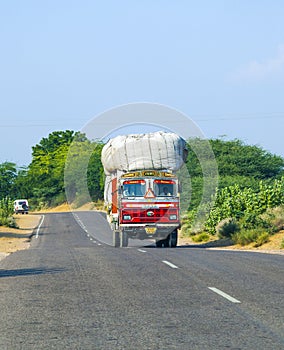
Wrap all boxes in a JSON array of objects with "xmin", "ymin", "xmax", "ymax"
[{"xmin": 101, "ymin": 131, "xmax": 187, "ymax": 175}]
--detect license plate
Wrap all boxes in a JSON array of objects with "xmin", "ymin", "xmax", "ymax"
[{"xmin": 145, "ymin": 227, "xmax": 157, "ymax": 234}]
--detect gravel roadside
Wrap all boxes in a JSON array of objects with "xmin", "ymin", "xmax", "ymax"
[{"xmin": 0, "ymin": 214, "xmax": 42, "ymax": 260}]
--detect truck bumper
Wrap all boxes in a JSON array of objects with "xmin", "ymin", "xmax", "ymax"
[{"xmin": 119, "ymin": 223, "xmax": 180, "ymax": 239}]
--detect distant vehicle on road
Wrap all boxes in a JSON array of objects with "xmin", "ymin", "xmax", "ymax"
[{"xmin": 14, "ymin": 199, "xmax": 29, "ymax": 214}]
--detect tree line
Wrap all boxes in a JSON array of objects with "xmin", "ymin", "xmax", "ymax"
[{"xmin": 0, "ymin": 131, "xmax": 104, "ymax": 210}]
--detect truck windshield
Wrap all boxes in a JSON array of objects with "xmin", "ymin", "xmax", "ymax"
[
  {"xmin": 123, "ymin": 180, "xmax": 146, "ymax": 197},
  {"xmin": 154, "ymin": 180, "xmax": 176, "ymax": 197}
]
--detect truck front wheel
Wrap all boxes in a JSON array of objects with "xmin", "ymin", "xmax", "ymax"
[
  {"xmin": 155, "ymin": 238, "xmax": 169, "ymax": 248},
  {"xmin": 168, "ymin": 229, "xmax": 178, "ymax": 248},
  {"xmin": 156, "ymin": 240, "xmax": 163, "ymax": 248},
  {"xmin": 156, "ymin": 230, "xmax": 178, "ymax": 248}
]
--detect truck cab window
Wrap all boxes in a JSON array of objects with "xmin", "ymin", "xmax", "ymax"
[
  {"xmin": 154, "ymin": 181, "xmax": 176, "ymax": 197},
  {"xmin": 123, "ymin": 181, "xmax": 146, "ymax": 197}
]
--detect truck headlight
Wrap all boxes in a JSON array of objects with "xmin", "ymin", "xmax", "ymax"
[
  {"xmin": 169, "ymin": 214, "xmax": 177, "ymax": 220},
  {"xmin": 123, "ymin": 215, "xmax": 131, "ymax": 220}
]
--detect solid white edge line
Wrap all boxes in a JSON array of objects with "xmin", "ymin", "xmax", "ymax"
[
  {"xmin": 208, "ymin": 287, "xmax": 241, "ymax": 303},
  {"xmin": 35, "ymin": 215, "xmax": 45, "ymax": 238},
  {"xmin": 138, "ymin": 249, "xmax": 147, "ymax": 253},
  {"xmin": 162, "ymin": 260, "xmax": 179, "ymax": 269}
]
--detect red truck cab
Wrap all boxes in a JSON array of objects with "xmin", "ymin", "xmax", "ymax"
[{"xmin": 111, "ymin": 170, "xmax": 180, "ymax": 247}]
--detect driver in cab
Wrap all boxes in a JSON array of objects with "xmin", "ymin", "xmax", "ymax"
[{"xmin": 161, "ymin": 186, "xmax": 171, "ymax": 196}]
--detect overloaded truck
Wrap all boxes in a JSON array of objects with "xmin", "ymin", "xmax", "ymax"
[{"xmin": 101, "ymin": 131, "xmax": 187, "ymax": 247}]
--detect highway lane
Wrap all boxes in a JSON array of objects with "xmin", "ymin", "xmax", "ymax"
[
  {"xmin": 72, "ymin": 210, "xmax": 155, "ymax": 247},
  {"xmin": 0, "ymin": 211, "xmax": 283, "ymax": 349}
]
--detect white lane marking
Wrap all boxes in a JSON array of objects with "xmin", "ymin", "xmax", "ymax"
[
  {"xmin": 138, "ymin": 249, "xmax": 147, "ymax": 253},
  {"xmin": 97, "ymin": 243, "xmax": 102, "ymax": 246},
  {"xmin": 162, "ymin": 260, "xmax": 179, "ymax": 269},
  {"xmin": 35, "ymin": 215, "xmax": 45, "ymax": 238},
  {"xmin": 208, "ymin": 287, "xmax": 241, "ymax": 303},
  {"xmin": 74, "ymin": 214, "xmax": 87, "ymax": 231}
]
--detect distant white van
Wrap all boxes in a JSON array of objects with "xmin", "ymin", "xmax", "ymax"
[{"xmin": 14, "ymin": 199, "xmax": 29, "ymax": 214}]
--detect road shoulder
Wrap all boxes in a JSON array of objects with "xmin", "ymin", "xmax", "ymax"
[{"xmin": 0, "ymin": 214, "xmax": 42, "ymax": 260}]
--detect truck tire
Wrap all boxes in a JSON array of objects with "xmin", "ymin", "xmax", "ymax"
[
  {"xmin": 156, "ymin": 238, "xmax": 169, "ymax": 248},
  {"xmin": 120, "ymin": 230, "xmax": 128, "ymax": 247},
  {"xmin": 168, "ymin": 229, "xmax": 178, "ymax": 248},
  {"xmin": 113, "ymin": 230, "xmax": 120, "ymax": 247},
  {"xmin": 156, "ymin": 240, "xmax": 163, "ymax": 248}
]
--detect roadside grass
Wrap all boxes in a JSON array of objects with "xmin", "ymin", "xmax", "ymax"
[
  {"xmin": 191, "ymin": 232, "xmax": 210, "ymax": 243},
  {"xmin": 0, "ymin": 216, "xmax": 18, "ymax": 228},
  {"xmin": 0, "ymin": 198, "xmax": 17, "ymax": 228},
  {"xmin": 253, "ymin": 232, "xmax": 270, "ymax": 247},
  {"xmin": 232, "ymin": 229, "xmax": 267, "ymax": 246}
]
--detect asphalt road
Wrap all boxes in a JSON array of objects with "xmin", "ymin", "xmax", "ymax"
[{"xmin": 0, "ymin": 211, "xmax": 283, "ymax": 349}]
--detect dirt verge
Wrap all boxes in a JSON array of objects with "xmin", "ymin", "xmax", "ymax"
[
  {"xmin": 0, "ymin": 203, "xmax": 95, "ymax": 260},
  {"xmin": 0, "ymin": 214, "xmax": 41, "ymax": 259}
]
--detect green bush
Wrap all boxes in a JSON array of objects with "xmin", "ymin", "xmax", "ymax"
[
  {"xmin": 232, "ymin": 229, "xmax": 268, "ymax": 246},
  {"xmin": 0, "ymin": 197, "xmax": 15, "ymax": 227},
  {"xmin": 0, "ymin": 216, "xmax": 18, "ymax": 228},
  {"xmin": 50, "ymin": 192, "xmax": 67, "ymax": 207},
  {"xmin": 280, "ymin": 238, "xmax": 284, "ymax": 249},
  {"xmin": 216, "ymin": 218, "xmax": 239, "ymax": 238},
  {"xmin": 204, "ymin": 177, "xmax": 284, "ymax": 234},
  {"xmin": 254, "ymin": 232, "xmax": 270, "ymax": 247},
  {"xmin": 181, "ymin": 209, "xmax": 198, "ymax": 236},
  {"xmin": 261, "ymin": 206, "xmax": 284, "ymax": 232},
  {"xmin": 191, "ymin": 232, "xmax": 210, "ymax": 242},
  {"xmin": 238, "ymin": 212, "xmax": 269, "ymax": 230},
  {"xmin": 0, "ymin": 197, "xmax": 14, "ymax": 218}
]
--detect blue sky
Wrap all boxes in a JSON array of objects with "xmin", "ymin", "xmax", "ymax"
[{"xmin": 0, "ymin": 0, "xmax": 284, "ymax": 166}]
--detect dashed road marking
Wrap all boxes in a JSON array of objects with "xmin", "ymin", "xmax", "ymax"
[
  {"xmin": 138, "ymin": 249, "xmax": 147, "ymax": 253},
  {"xmin": 162, "ymin": 260, "xmax": 179, "ymax": 269},
  {"xmin": 208, "ymin": 287, "xmax": 241, "ymax": 303}
]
